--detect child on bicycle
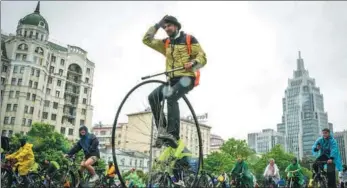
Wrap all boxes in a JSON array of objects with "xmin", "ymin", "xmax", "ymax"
[{"xmin": 106, "ymin": 161, "xmax": 116, "ymax": 185}]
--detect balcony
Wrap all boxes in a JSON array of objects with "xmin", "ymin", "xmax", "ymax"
[
  {"xmin": 66, "ymin": 76, "xmax": 82, "ymax": 85},
  {"xmin": 65, "ymin": 89, "xmax": 80, "ymax": 96},
  {"xmin": 63, "ymin": 111, "xmax": 76, "ymax": 118},
  {"xmin": 64, "ymin": 100, "xmax": 78, "ymax": 107},
  {"xmin": 67, "ymin": 69, "xmax": 82, "ymax": 76}
]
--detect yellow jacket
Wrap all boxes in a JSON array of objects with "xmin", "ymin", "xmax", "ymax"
[
  {"xmin": 107, "ymin": 165, "xmax": 116, "ymax": 178},
  {"xmin": 6, "ymin": 143, "xmax": 35, "ymax": 175},
  {"xmin": 143, "ymin": 26, "xmax": 207, "ymax": 78}
]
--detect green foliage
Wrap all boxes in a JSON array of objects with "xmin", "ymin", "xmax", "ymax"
[
  {"xmin": 204, "ymin": 152, "xmax": 235, "ymax": 173},
  {"xmin": 204, "ymin": 140, "xmax": 313, "ymax": 181},
  {"xmin": 220, "ymin": 138, "xmax": 255, "ymax": 159}
]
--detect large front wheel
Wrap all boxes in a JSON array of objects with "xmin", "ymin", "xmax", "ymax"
[{"xmin": 111, "ymin": 79, "xmax": 203, "ymax": 188}]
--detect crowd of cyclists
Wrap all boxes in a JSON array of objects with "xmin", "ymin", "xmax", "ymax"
[{"xmin": 1, "ymin": 124, "xmax": 347, "ymax": 188}]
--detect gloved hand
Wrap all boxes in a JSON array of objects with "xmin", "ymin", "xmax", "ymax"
[{"xmin": 158, "ymin": 15, "xmax": 168, "ymax": 29}]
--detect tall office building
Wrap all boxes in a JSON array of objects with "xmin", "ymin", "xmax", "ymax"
[
  {"xmin": 277, "ymin": 52, "xmax": 329, "ymax": 159},
  {"xmin": 247, "ymin": 129, "xmax": 285, "ymax": 154},
  {"xmin": 0, "ymin": 2, "xmax": 95, "ymax": 140},
  {"xmin": 334, "ymin": 130, "xmax": 347, "ymax": 165}
]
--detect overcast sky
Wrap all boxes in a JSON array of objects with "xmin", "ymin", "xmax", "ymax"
[{"xmin": 1, "ymin": 1, "xmax": 346, "ymax": 139}]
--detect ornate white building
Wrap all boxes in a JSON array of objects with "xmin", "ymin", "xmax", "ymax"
[{"xmin": 0, "ymin": 2, "xmax": 95, "ymax": 140}]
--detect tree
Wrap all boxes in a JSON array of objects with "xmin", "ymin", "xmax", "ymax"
[
  {"xmin": 204, "ymin": 152, "xmax": 235, "ymax": 174},
  {"xmin": 220, "ymin": 138, "xmax": 255, "ymax": 159}
]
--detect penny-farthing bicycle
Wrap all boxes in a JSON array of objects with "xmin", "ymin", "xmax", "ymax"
[{"xmin": 111, "ymin": 67, "xmax": 203, "ymax": 187}]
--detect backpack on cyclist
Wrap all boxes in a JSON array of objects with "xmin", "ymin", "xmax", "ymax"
[{"xmin": 164, "ymin": 34, "xmax": 201, "ymax": 87}]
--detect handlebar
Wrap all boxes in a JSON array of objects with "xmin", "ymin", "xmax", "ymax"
[{"xmin": 141, "ymin": 67, "xmax": 185, "ymax": 80}]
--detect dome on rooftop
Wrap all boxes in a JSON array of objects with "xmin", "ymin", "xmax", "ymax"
[{"xmin": 18, "ymin": 2, "xmax": 49, "ymax": 32}]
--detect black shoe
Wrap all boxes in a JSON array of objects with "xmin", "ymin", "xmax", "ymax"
[
  {"xmin": 152, "ymin": 139, "xmax": 164, "ymax": 148},
  {"xmin": 158, "ymin": 133, "xmax": 178, "ymax": 148}
]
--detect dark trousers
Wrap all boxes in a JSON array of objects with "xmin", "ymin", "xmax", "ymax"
[
  {"xmin": 312, "ymin": 154, "xmax": 336, "ymax": 188},
  {"xmin": 148, "ymin": 77, "xmax": 194, "ymax": 140}
]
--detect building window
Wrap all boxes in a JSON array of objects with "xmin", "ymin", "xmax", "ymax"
[
  {"xmin": 15, "ymin": 54, "xmax": 21, "ymax": 60},
  {"xmin": 4, "ymin": 117, "xmax": 9, "ymax": 124},
  {"xmin": 51, "ymin": 114, "xmax": 57, "ymax": 121},
  {"xmin": 17, "ymin": 43, "xmax": 28, "ymax": 51},
  {"xmin": 11, "ymin": 78, "xmax": 16, "ymax": 85},
  {"xmin": 27, "ymin": 119, "xmax": 32, "ymax": 126},
  {"xmin": 29, "ymin": 80, "xmax": 33, "ymax": 87},
  {"xmin": 68, "ymin": 129, "xmax": 74, "ymax": 135},
  {"xmin": 101, "ymin": 131, "xmax": 106, "ymax": 135},
  {"xmin": 83, "ymin": 98, "xmax": 87, "ymax": 104},
  {"xmin": 22, "ymin": 118, "xmax": 26, "ymax": 126},
  {"xmin": 61, "ymin": 127, "xmax": 66, "ymax": 134},
  {"xmin": 60, "ymin": 59, "xmax": 65, "ymax": 66},
  {"xmin": 59, "ymin": 69, "xmax": 63, "ymax": 76},
  {"xmin": 35, "ymin": 33, "xmax": 39, "ymax": 39},
  {"xmin": 32, "ymin": 94, "xmax": 36, "ymax": 101},
  {"xmin": 84, "ymin": 88, "xmax": 88, "ymax": 94},
  {"xmin": 51, "ymin": 55, "xmax": 56, "ymax": 63},
  {"xmin": 34, "ymin": 82, "xmax": 38, "ymax": 89},
  {"xmin": 82, "ymin": 109, "xmax": 86, "ymax": 115},
  {"xmin": 6, "ymin": 104, "xmax": 11, "ymax": 112},
  {"xmin": 48, "ymin": 76, "xmax": 53, "ymax": 84},
  {"xmin": 35, "ymin": 47, "xmax": 44, "ymax": 55},
  {"xmin": 44, "ymin": 100, "xmax": 50, "ymax": 107},
  {"xmin": 22, "ymin": 54, "xmax": 27, "ymax": 61},
  {"xmin": 42, "ymin": 112, "xmax": 48, "ymax": 119},
  {"xmin": 56, "ymin": 91, "xmax": 60, "ymax": 97},
  {"xmin": 80, "ymin": 119, "xmax": 85, "ymax": 125},
  {"xmin": 85, "ymin": 77, "xmax": 89, "ymax": 83},
  {"xmin": 53, "ymin": 102, "xmax": 58, "ymax": 109},
  {"xmin": 24, "ymin": 105, "xmax": 28, "ymax": 113},
  {"xmin": 26, "ymin": 93, "xmax": 30, "ymax": 100},
  {"xmin": 41, "ymin": 34, "xmax": 44, "ymax": 41},
  {"xmin": 86, "ymin": 68, "xmax": 90, "ymax": 74},
  {"xmin": 46, "ymin": 88, "xmax": 51, "ymax": 94},
  {"xmin": 15, "ymin": 91, "xmax": 20, "ymax": 98},
  {"xmin": 10, "ymin": 117, "xmax": 15, "ymax": 125},
  {"xmin": 13, "ymin": 66, "xmax": 18, "ymax": 73},
  {"xmin": 29, "ymin": 107, "xmax": 34, "ymax": 114},
  {"xmin": 24, "ymin": 31, "xmax": 27, "ymax": 37},
  {"xmin": 36, "ymin": 70, "xmax": 40, "ymax": 77},
  {"xmin": 20, "ymin": 66, "xmax": 25, "ymax": 73},
  {"xmin": 2, "ymin": 65, "xmax": 8, "ymax": 72},
  {"xmin": 50, "ymin": 66, "xmax": 55, "ymax": 73},
  {"xmin": 0, "ymin": 77, "xmax": 5, "ymax": 85},
  {"xmin": 13, "ymin": 104, "xmax": 17, "ymax": 112},
  {"xmin": 57, "ymin": 80, "xmax": 61, "ymax": 86},
  {"xmin": 29, "ymin": 31, "xmax": 33, "ymax": 38},
  {"xmin": 17, "ymin": 78, "xmax": 22, "ymax": 86},
  {"xmin": 31, "ymin": 68, "xmax": 35, "ymax": 75}
]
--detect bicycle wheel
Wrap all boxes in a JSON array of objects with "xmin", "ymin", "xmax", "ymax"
[
  {"xmin": 1, "ymin": 168, "xmax": 11, "ymax": 188},
  {"xmin": 196, "ymin": 172, "xmax": 215, "ymax": 188},
  {"xmin": 111, "ymin": 79, "xmax": 203, "ymax": 188}
]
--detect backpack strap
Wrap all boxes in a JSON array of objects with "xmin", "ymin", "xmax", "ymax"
[
  {"xmin": 186, "ymin": 34, "xmax": 200, "ymax": 87},
  {"xmin": 164, "ymin": 38, "xmax": 170, "ymax": 49},
  {"xmin": 186, "ymin": 34, "xmax": 192, "ymax": 55}
]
